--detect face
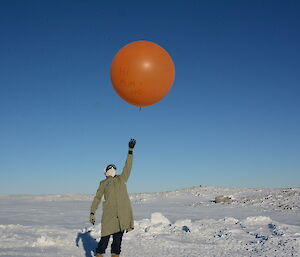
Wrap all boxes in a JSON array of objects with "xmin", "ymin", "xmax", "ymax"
[{"xmin": 105, "ymin": 167, "xmax": 116, "ymax": 177}]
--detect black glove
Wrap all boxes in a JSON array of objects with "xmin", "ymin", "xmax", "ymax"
[
  {"xmin": 90, "ymin": 213, "xmax": 95, "ymax": 225},
  {"xmin": 129, "ymin": 139, "xmax": 136, "ymax": 149}
]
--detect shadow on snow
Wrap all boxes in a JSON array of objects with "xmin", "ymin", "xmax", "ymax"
[{"xmin": 76, "ymin": 230, "xmax": 98, "ymax": 257}]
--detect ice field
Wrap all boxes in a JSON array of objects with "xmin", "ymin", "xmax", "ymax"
[{"xmin": 0, "ymin": 186, "xmax": 299, "ymax": 257}]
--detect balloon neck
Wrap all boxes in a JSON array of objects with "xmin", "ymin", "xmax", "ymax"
[{"xmin": 139, "ymin": 107, "xmax": 142, "ymax": 112}]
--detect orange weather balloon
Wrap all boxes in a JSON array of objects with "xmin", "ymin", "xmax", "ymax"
[{"xmin": 110, "ymin": 40, "xmax": 175, "ymax": 107}]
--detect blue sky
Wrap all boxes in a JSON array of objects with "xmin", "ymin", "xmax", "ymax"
[{"xmin": 0, "ymin": 0, "xmax": 299, "ymax": 194}]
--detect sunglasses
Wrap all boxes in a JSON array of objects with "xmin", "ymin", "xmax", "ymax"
[{"xmin": 106, "ymin": 164, "xmax": 117, "ymax": 171}]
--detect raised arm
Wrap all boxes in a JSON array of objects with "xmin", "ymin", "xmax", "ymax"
[{"xmin": 119, "ymin": 139, "xmax": 136, "ymax": 183}]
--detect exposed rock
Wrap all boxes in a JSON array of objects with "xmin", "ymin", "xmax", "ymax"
[{"xmin": 215, "ymin": 195, "xmax": 232, "ymax": 203}]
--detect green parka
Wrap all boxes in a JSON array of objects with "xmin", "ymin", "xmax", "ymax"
[{"xmin": 90, "ymin": 150, "xmax": 134, "ymax": 237}]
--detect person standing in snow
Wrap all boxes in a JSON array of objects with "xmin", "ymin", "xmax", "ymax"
[{"xmin": 90, "ymin": 139, "xmax": 136, "ymax": 257}]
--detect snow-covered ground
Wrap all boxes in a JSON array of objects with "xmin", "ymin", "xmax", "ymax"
[{"xmin": 0, "ymin": 186, "xmax": 299, "ymax": 257}]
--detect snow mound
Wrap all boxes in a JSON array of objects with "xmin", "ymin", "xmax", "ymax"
[
  {"xmin": 32, "ymin": 236, "xmax": 57, "ymax": 247},
  {"xmin": 151, "ymin": 212, "xmax": 170, "ymax": 225},
  {"xmin": 174, "ymin": 218, "xmax": 193, "ymax": 227},
  {"xmin": 242, "ymin": 216, "xmax": 273, "ymax": 225}
]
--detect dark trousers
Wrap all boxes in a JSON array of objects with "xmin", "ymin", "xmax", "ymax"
[{"xmin": 96, "ymin": 230, "xmax": 124, "ymax": 255}]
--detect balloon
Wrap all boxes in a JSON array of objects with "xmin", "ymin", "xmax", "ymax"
[{"xmin": 110, "ymin": 40, "xmax": 175, "ymax": 107}]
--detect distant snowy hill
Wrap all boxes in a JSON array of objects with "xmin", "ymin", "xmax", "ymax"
[{"xmin": 0, "ymin": 186, "xmax": 299, "ymax": 256}]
